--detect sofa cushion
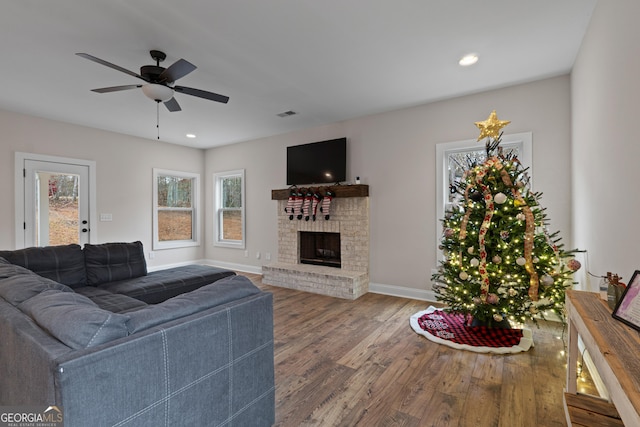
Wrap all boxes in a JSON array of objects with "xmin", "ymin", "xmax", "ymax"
[
  {"xmin": 18, "ymin": 290, "xmax": 130, "ymax": 349},
  {"xmin": 99, "ymin": 264, "xmax": 236, "ymax": 304},
  {"xmin": 127, "ymin": 275, "xmax": 260, "ymax": 333},
  {"xmin": 0, "ymin": 263, "xmax": 74, "ymax": 306},
  {"xmin": 84, "ymin": 241, "xmax": 147, "ymax": 286},
  {"xmin": 0, "ymin": 244, "xmax": 86, "ymax": 288},
  {"xmin": 0, "ymin": 260, "xmax": 35, "ymax": 279},
  {"xmin": 75, "ymin": 286, "xmax": 148, "ymax": 313}
]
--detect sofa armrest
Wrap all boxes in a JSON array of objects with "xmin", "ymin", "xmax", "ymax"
[{"xmin": 0, "ymin": 300, "xmax": 73, "ymax": 405}]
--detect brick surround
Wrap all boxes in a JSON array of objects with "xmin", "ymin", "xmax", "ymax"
[{"xmin": 262, "ymin": 195, "xmax": 370, "ymax": 299}]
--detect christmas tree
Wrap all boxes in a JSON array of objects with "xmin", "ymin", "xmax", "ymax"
[{"xmin": 432, "ymin": 111, "xmax": 580, "ymax": 327}]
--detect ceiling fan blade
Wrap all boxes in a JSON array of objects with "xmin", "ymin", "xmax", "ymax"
[
  {"xmin": 76, "ymin": 53, "xmax": 148, "ymax": 82},
  {"xmin": 158, "ymin": 59, "xmax": 196, "ymax": 83},
  {"xmin": 174, "ymin": 86, "xmax": 229, "ymax": 104},
  {"xmin": 164, "ymin": 97, "xmax": 182, "ymax": 112},
  {"xmin": 91, "ymin": 85, "xmax": 142, "ymax": 93}
]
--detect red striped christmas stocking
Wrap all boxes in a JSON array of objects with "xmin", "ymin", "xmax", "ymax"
[
  {"xmin": 311, "ymin": 190, "xmax": 322, "ymax": 221},
  {"xmin": 285, "ymin": 188, "xmax": 297, "ymax": 220},
  {"xmin": 320, "ymin": 188, "xmax": 334, "ymax": 220},
  {"xmin": 294, "ymin": 189, "xmax": 304, "ymax": 220},
  {"xmin": 302, "ymin": 189, "xmax": 313, "ymax": 221}
]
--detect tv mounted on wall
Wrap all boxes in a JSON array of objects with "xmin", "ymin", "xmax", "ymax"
[{"xmin": 286, "ymin": 137, "xmax": 347, "ymax": 185}]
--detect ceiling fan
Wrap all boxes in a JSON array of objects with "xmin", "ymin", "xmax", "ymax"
[{"xmin": 76, "ymin": 50, "xmax": 229, "ymax": 112}]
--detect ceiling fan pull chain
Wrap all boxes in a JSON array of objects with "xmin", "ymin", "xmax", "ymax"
[{"xmin": 156, "ymin": 101, "xmax": 160, "ymax": 140}]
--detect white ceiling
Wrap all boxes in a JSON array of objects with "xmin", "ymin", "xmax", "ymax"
[{"xmin": 0, "ymin": 1, "xmax": 597, "ymax": 149}]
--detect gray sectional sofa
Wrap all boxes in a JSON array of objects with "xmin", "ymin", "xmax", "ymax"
[{"xmin": 0, "ymin": 242, "xmax": 275, "ymax": 427}]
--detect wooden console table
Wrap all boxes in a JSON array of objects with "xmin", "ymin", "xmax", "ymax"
[{"xmin": 565, "ymin": 290, "xmax": 640, "ymax": 426}]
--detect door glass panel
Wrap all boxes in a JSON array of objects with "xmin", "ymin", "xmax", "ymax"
[
  {"xmin": 24, "ymin": 159, "xmax": 90, "ymax": 248},
  {"xmin": 39, "ymin": 172, "xmax": 80, "ymax": 246},
  {"xmin": 18, "ymin": 155, "xmax": 92, "ymax": 249}
]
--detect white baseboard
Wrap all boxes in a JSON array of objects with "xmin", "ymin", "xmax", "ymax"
[
  {"xmin": 147, "ymin": 260, "xmax": 200, "ymax": 272},
  {"xmin": 199, "ymin": 259, "xmax": 263, "ymax": 275},
  {"xmin": 368, "ymin": 282, "xmax": 438, "ymax": 302}
]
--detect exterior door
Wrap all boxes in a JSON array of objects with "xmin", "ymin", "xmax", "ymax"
[{"xmin": 18, "ymin": 155, "xmax": 93, "ymax": 248}]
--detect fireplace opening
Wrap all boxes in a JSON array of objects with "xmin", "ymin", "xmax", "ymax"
[{"xmin": 299, "ymin": 231, "xmax": 341, "ymax": 268}]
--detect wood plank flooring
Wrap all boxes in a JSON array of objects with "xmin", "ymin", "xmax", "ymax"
[{"xmin": 244, "ymin": 273, "xmax": 579, "ymax": 427}]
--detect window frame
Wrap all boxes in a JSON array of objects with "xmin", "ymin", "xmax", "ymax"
[
  {"xmin": 435, "ymin": 132, "xmax": 532, "ymax": 261},
  {"xmin": 214, "ymin": 169, "xmax": 246, "ymax": 249},
  {"xmin": 152, "ymin": 168, "xmax": 200, "ymax": 250}
]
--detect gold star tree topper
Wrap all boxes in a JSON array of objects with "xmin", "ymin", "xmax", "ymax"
[{"xmin": 474, "ymin": 110, "xmax": 510, "ymax": 141}]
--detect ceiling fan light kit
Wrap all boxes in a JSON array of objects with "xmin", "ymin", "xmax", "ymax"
[{"xmin": 142, "ymin": 83, "xmax": 174, "ymax": 102}]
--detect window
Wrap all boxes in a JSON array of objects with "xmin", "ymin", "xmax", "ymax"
[
  {"xmin": 153, "ymin": 169, "xmax": 200, "ymax": 250},
  {"xmin": 435, "ymin": 132, "xmax": 532, "ymax": 259},
  {"xmin": 214, "ymin": 169, "xmax": 245, "ymax": 249}
]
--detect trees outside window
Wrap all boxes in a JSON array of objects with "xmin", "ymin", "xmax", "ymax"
[{"xmin": 153, "ymin": 169, "xmax": 200, "ymax": 249}]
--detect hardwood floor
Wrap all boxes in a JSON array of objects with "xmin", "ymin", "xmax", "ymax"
[{"xmin": 244, "ymin": 273, "xmax": 576, "ymax": 427}]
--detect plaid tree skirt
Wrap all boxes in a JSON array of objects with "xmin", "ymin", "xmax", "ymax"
[{"xmin": 410, "ymin": 307, "xmax": 533, "ymax": 354}]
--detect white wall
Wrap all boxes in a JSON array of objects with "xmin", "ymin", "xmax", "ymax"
[
  {"xmin": 206, "ymin": 75, "xmax": 573, "ymax": 294},
  {"xmin": 572, "ymin": 0, "xmax": 640, "ymax": 289},
  {"xmin": 0, "ymin": 108, "xmax": 206, "ymax": 268},
  {"xmin": 0, "ymin": 75, "xmax": 574, "ymax": 296}
]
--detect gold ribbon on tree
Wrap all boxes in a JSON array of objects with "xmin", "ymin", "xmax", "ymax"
[
  {"xmin": 476, "ymin": 178, "xmax": 494, "ymax": 303},
  {"xmin": 457, "ymin": 156, "xmax": 541, "ymax": 303},
  {"xmin": 498, "ymin": 165, "xmax": 539, "ymax": 301},
  {"xmin": 457, "ymin": 170, "xmax": 474, "ymax": 273},
  {"xmin": 457, "ymin": 166, "xmax": 493, "ymax": 303}
]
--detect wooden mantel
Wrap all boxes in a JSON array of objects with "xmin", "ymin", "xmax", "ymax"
[{"xmin": 271, "ymin": 184, "xmax": 369, "ymax": 200}]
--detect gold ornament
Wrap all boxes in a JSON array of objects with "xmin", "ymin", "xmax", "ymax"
[{"xmin": 475, "ymin": 110, "xmax": 511, "ymax": 141}]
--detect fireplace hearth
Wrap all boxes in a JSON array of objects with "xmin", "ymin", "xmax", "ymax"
[{"xmin": 299, "ymin": 231, "xmax": 341, "ymax": 268}]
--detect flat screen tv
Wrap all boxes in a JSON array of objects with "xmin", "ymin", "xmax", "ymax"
[{"xmin": 287, "ymin": 138, "xmax": 347, "ymax": 185}]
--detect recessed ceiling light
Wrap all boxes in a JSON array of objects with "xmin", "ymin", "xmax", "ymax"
[
  {"xmin": 459, "ymin": 54, "xmax": 479, "ymax": 67},
  {"xmin": 186, "ymin": 134, "xmax": 196, "ymax": 138}
]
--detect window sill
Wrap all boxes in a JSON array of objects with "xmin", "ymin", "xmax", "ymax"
[{"xmin": 153, "ymin": 240, "xmax": 200, "ymax": 250}]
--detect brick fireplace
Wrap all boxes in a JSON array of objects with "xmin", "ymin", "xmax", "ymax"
[{"xmin": 262, "ymin": 185, "xmax": 369, "ymax": 299}]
